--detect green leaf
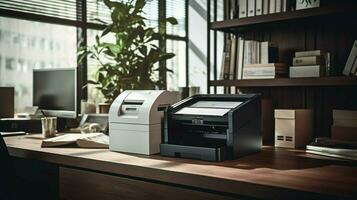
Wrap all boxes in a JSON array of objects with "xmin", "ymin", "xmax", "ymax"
[
  {"xmin": 101, "ymin": 25, "xmax": 113, "ymax": 37},
  {"xmin": 93, "ymin": 18, "xmax": 108, "ymax": 25},
  {"xmin": 95, "ymin": 35, "xmax": 100, "ymax": 45},
  {"xmin": 98, "ymin": 73, "xmax": 105, "ymax": 82},
  {"xmin": 159, "ymin": 53, "xmax": 175, "ymax": 61},
  {"xmin": 87, "ymin": 80, "xmax": 98, "ymax": 85},
  {"xmin": 166, "ymin": 17, "xmax": 178, "ymax": 25},
  {"xmin": 134, "ymin": 0, "xmax": 145, "ymax": 13}
]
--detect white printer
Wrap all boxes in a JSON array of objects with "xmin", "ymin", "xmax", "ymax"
[{"xmin": 109, "ymin": 90, "xmax": 176, "ymax": 155}]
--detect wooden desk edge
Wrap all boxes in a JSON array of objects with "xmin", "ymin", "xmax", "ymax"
[{"xmin": 6, "ymin": 144, "xmax": 352, "ymax": 200}]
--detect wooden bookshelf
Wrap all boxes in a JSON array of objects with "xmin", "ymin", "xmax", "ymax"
[
  {"xmin": 210, "ymin": 4, "xmax": 357, "ymax": 32},
  {"xmin": 210, "ymin": 77, "xmax": 357, "ymax": 88},
  {"xmin": 207, "ymin": 1, "xmax": 357, "ymax": 143}
]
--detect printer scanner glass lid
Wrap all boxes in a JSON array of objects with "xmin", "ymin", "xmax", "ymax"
[{"xmin": 174, "ymin": 101, "xmax": 243, "ymax": 116}]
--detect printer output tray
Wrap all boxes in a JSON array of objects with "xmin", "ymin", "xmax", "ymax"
[{"xmin": 160, "ymin": 144, "xmax": 227, "ymax": 162}]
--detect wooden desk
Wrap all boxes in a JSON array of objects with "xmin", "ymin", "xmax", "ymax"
[{"xmin": 5, "ymin": 135, "xmax": 357, "ymax": 200}]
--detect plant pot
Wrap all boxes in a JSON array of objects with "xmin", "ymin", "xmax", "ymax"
[{"xmin": 97, "ymin": 103, "xmax": 111, "ymax": 114}]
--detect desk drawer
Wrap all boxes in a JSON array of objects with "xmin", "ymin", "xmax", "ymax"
[{"xmin": 59, "ymin": 167, "xmax": 237, "ymax": 200}]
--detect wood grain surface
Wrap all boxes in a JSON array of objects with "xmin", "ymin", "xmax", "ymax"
[{"xmin": 5, "ymin": 135, "xmax": 357, "ymax": 199}]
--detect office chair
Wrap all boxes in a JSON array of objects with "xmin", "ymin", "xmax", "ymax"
[{"xmin": 0, "ymin": 134, "xmax": 14, "ymax": 199}]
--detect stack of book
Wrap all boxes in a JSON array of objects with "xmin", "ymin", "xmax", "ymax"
[
  {"xmin": 331, "ymin": 110, "xmax": 357, "ymax": 141},
  {"xmin": 220, "ymin": 37, "xmax": 280, "ymax": 80},
  {"xmin": 289, "ymin": 50, "xmax": 326, "ymax": 78},
  {"xmin": 243, "ymin": 63, "xmax": 288, "ymax": 79},
  {"xmin": 342, "ymin": 40, "xmax": 357, "ymax": 76},
  {"xmin": 230, "ymin": 0, "xmax": 295, "ymax": 19},
  {"xmin": 306, "ymin": 137, "xmax": 357, "ymax": 161}
]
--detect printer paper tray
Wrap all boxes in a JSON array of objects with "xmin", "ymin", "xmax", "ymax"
[{"xmin": 160, "ymin": 144, "xmax": 226, "ymax": 162}]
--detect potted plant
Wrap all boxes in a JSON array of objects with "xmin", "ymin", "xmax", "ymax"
[{"xmin": 79, "ymin": 0, "xmax": 177, "ymax": 113}]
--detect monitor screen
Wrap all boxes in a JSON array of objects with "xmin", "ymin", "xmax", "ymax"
[{"xmin": 33, "ymin": 68, "xmax": 76, "ymax": 118}]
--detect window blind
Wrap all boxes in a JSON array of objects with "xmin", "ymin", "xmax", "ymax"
[
  {"xmin": 0, "ymin": 0, "xmax": 81, "ymax": 21},
  {"xmin": 166, "ymin": 0, "xmax": 186, "ymax": 37},
  {"xmin": 0, "ymin": 0, "xmax": 159, "ymax": 29},
  {"xmin": 86, "ymin": 0, "xmax": 158, "ymax": 27}
]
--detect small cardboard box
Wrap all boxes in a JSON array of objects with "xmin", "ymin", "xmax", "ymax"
[
  {"xmin": 275, "ymin": 109, "xmax": 313, "ymax": 148},
  {"xmin": 331, "ymin": 125, "xmax": 357, "ymax": 142}
]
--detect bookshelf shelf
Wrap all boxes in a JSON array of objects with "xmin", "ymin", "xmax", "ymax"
[
  {"xmin": 210, "ymin": 77, "xmax": 357, "ymax": 88},
  {"xmin": 210, "ymin": 4, "xmax": 357, "ymax": 32}
]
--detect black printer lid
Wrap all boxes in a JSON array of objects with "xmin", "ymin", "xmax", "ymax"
[{"xmin": 171, "ymin": 94, "xmax": 260, "ymax": 117}]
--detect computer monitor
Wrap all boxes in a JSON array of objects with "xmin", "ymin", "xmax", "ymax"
[{"xmin": 33, "ymin": 68, "xmax": 77, "ymax": 118}]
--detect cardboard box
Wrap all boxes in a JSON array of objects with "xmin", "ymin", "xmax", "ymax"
[
  {"xmin": 332, "ymin": 110, "xmax": 357, "ymax": 127},
  {"xmin": 331, "ymin": 125, "xmax": 357, "ymax": 142},
  {"xmin": 275, "ymin": 109, "xmax": 313, "ymax": 148}
]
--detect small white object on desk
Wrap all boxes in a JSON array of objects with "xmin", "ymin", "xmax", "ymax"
[
  {"xmin": 275, "ymin": 109, "xmax": 313, "ymax": 148},
  {"xmin": 109, "ymin": 90, "xmax": 176, "ymax": 155}
]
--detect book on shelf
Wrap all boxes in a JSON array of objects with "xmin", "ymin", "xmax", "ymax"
[
  {"xmin": 219, "ymin": 38, "xmax": 232, "ymax": 80},
  {"xmin": 295, "ymin": 50, "xmax": 325, "ymax": 57},
  {"xmin": 220, "ymin": 37, "xmax": 281, "ymax": 80},
  {"xmin": 41, "ymin": 133, "xmax": 109, "ymax": 148},
  {"xmin": 260, "ymin": 41, "xmax": 279, "ymax": 64},
  {"xmin": 343, "ymin": 40, "xmax": 357, "ymax": 76},
  {"xmin": 229, "ymin": 36, "xmax": 238, "ymax": 80},
  {"xmin": 292, "ymin": 55, "xmax": 323, "ymax": 66},
  {"xmin": 289, "ymin": 65, "xmax": 325, "ymax": 78},
  {"xmin": 235, "ymin": 37, "xmax": 244, "ymax": 80},
  {"xmin": 245, "ymin": 63, "xmax": 287, "ymax": 68},
  {"xmin": 243, "ymin": 63, "xmax": 288, "ymax": 79}
]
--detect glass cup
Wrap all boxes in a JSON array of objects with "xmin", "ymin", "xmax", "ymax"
[{"xmin": 41, "ymin": 117, "xmax": 57, "ymax": 138}]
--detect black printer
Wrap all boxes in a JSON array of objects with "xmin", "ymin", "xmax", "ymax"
[{"xmin": 160, "ymin": 94, "xmax": 261, "ymax": 161}]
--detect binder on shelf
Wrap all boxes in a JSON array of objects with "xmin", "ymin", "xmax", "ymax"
[
  {"xmin": 276, "ymin": 0, "xmax": 282, "ymax": 13},
  {"xmin": 247, "ymin": 0, "xmax": 256, "ymax": 17},
  {"xmin": 239, "ymin": 0, "xmax": 247, "ymax": 18},
  {"xmin": 256, "ymin": 0, "xmax": 263, "ymax": 16},
  {"xmin": 282, "ymin": 0, "xmax": 287, "ymax": 12},
  {"xmin": 263, "ymin": 0, "xmax": 269, "ymax": 15},
  {"xmin": 269, "ymin": 0, "xmax": 276, "ymax": 14},
  {"xmin": 230, "ymin": 0, "xmax": 238, "ymax": 19}
]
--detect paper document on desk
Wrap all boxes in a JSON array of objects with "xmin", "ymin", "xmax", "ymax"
[
  {"xmin": 41, "ymin": 133, "xmax": 109, "ymax": 148},
  {"xmin": 175, "ymin": 101, "xmax": 243, "ymax": 116}
]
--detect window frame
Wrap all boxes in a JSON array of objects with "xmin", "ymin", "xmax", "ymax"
[{"xmin": 0, "ymin": 0, "xmax": 188, "ymax": 106}]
